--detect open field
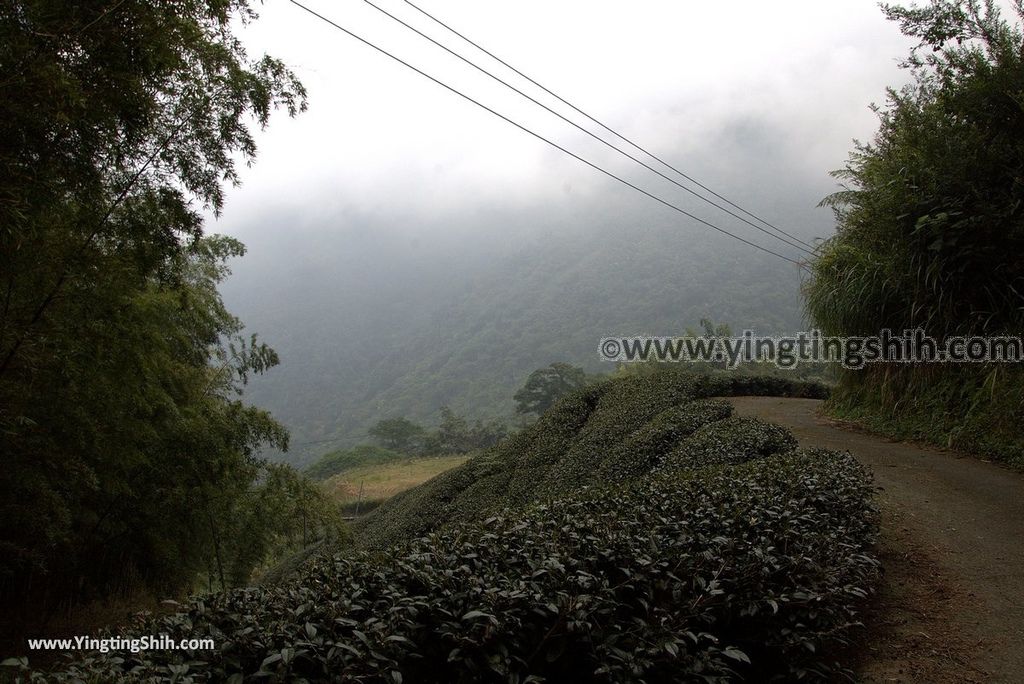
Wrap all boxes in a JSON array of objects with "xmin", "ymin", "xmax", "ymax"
[{"xmin": 322, "ymin": 454, "xmax": 471, "ymax": 511}]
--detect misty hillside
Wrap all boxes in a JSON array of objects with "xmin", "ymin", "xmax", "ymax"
[{"xmin": 223, "ymin": 203, "xmax": 816, "ymax": 465}]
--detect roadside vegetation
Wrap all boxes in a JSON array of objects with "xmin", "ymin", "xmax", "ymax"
[
  {"xmin": 805, "ymin": 0, "xmax": 1024, "ymax": 466},
  {"xmin": 0, "ymin": 0, "xmax": 338, "ymax": 645}
]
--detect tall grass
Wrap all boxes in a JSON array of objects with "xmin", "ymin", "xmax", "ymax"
[
  {"xmin": 826, "ymin": 364, "xmax": 1024, "ymax": 467},
  {"xmin": 804, "ymin": 1, "xmax": 1024, "ymax": 465}
]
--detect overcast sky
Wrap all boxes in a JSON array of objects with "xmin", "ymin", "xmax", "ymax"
[{"xmin": 211, "ymin": 0, "xmax": 918, "ymax": 254}]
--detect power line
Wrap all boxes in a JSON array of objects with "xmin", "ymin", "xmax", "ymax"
[
  {"xmin": 288, "ymin": 0, "xmax": 806, "ymax": 268},
  {"xmin": 293, "ymin": 435, "xmax": 349, "ymax": 448},
  {"xmin": 355, "ymin": 0, "xmax": 812, "ymax": 255},
  {"xmin": 400, "ymin": 0, "xmax": 816, "ymax": 252}
]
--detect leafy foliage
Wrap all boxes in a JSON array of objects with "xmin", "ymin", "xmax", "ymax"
[
  {"xmin": 424, "ymin": 407, "xmax": 508, "ymax": 455},
  {"xmin": 22, "ymin": 456, "xmax": 872, "ymax": 679},
  {"xmin": 657, "ymin": 416, "xmax": 798, "ymax": 474},
  {"xmin": 368, "ymin": 419, "xmax": 427, "ymax": 454},
  {"xmin": 593, "ymin": 398, "xmax": 736, "ymax": 482},
  {"xmin": 0, "ymin": 0, "xmax": 305, "ymax": 628},
  {"xmin": 513, "ymin": 362, "xmax": 590, "ymax": 416},
  {"xmin": 804, "ymin": 0, "xmax": 1024, "ymax": 462}
]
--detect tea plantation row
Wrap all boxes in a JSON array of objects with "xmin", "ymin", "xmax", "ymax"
[{"xmin": 25, "ymin": 372, "xmax": 877, "ymax": 682}]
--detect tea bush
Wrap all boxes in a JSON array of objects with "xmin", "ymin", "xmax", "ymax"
[
  {"xmin": 22, "ymin": 450, "xmax": 876, "ymax": 683},
  {"xmin": 355, "ymin": 372, "xmax": 826, "ymax": 550},
  {"xmin": 594, "ymin": 399, "xmax": 736, "ymax": 482},
  {"xmin": 657, "ymin": 416, "xmax": 798, "ymax": 474},
  {"xmin": 25, "ymin": 372, "xmax": 875, "ymax": 683}
]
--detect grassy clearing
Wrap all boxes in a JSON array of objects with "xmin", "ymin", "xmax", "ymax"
[{"xmin": 322, "ymin": 454, "xmax": 470, "ymax": 509}]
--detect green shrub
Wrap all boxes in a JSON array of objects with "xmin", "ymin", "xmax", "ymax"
[
  {"xmin": 595, "ymin": 398, "xmax": 735, "ymax": 482},
  {"xmin": 24, "ymin": 451, "xmax": 877, "ymax": 683},
  {"xmin": 25, "ymin": 372, "xmax": 874, "ymax": 682},
  {"xmin": 658, "ymin": 416, "xmax": 798, "ymax": 474},
  {"xmin": 534, "ymin": 373, "xmax": 712, "ymax": 497}
]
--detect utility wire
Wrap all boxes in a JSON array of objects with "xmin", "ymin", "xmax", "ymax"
[
  {"xmin": 288, "ymin": 0, "xmax": 806, "ymax": 268},
  {"xmin": 400, "ymin": 0, "xmax": 816, "ymax": 252},
  {"xmin": 356, "ymin": 0, "xmax": 812, "ymax": 255},
  {"xmin": 293, "ymin": 436, "xmax": 349, "ymax": 447}
]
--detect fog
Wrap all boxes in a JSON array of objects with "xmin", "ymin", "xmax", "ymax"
[
  {"xmin": 205, "ymin": 0, "xmax": 919, "ymax": 461},
  {"xmin": 215, "ymin": 0, "xmax": 914, "ymax": 235}
]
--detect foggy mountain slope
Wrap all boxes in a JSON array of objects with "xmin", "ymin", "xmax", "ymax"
[
  {"xmin": 222, "ymin": 198, "xmax": 817, "ymax": 467},
  {"xmin": 202, "ymin": 0, "xmax": 909, "ymax": 468}
]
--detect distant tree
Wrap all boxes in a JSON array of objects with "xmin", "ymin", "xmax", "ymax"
[
  {"xmin": 426, "ymin": 408, "xmax": 508, "ymax": 454},
  {"xmin": 435, "ymin": 406, "xmax": 473, "ymax": 453},
  {"xmin": 422, "ymin": 431, "xmax": 444, "ymax": 455},
  {"xmin": 514, "ymin": 362, "xmax": 588, "ymax": 416},
  {"xmin": 469, "ymin": 419, "xmax": 508, "ymax": 450},
  {"xmin": 369, "ymin": 417, "xmax": 426, "ymax": 453},
  {"xmin": 699, "ymin": 318, "xmax": 732, "ymax": 339},
  {"xmin": 689, "ymin": 318, "xmax": 733, "ymax": 370}
]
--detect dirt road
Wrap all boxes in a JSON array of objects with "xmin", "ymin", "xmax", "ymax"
[{"xmin": 728, "ymin": 396, "xmax": 1024, "ymax": 683}]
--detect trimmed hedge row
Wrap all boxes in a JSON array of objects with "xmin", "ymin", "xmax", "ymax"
[
  {"xmin": 657, "ymin": 416, "xmax": 798, "ymax": 474},
  {"xmin": 595, "ymin": 398, "xmax": 736, "ymax": 482},
  {"xmin": 25, "ymin": 372, "xmax": 869, "ymax": 682},
  {"xmin": 25, "ymin": 450, "xmax": 877, "ymax": 683},
  {"xmin": 354, "ymin": 372, "xmax": 827, "ymax": 550}
]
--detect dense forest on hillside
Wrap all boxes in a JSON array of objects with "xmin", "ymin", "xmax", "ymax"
[{"xmin": 223, "ymin": 213, "xmax": 811, "ymax": 466}]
